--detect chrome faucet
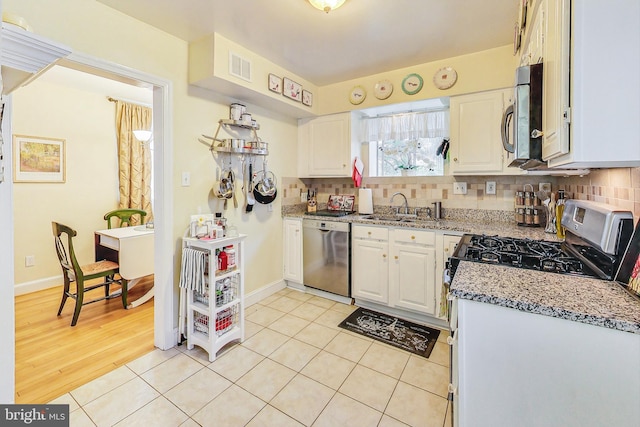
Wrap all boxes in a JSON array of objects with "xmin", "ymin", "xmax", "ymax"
[{"xmin": 389, "ymin": 192, "xmax": 409, "ymax": 215}]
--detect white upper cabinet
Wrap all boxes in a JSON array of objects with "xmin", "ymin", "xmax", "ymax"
[
  {"xmin": 298, "ymin": 112, "xmax": 361, "ymax": 177},
  {"xmin": 542, "ymin": 0, "xmax": 640, "ymax": 168},
  {"xmin": 449, "ymin": 89, "xmax": 523, "ymax": 175},
  {"xmin": 541, "ymin": 0, "xmax": 571, "ymax": 161}
]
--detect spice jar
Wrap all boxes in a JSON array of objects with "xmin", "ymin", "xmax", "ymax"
[
  {"xmin": 516, "ymin": 208, "xmax": 525, "ymax": 224},
  {"xmin": 516, "ymin": 191, "xmax": 524, "ymax": 205},
  {"xmin": 533, "ymin": 208, "xmax": 541, "ymax": 225},
  {"xmin": 524, "ymin": 208, "xmax": 534, "ymax": 225}
]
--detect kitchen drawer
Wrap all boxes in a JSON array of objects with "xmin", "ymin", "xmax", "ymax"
[
  {"xmin": 391, "ymin": 228, "xmax": 435, "ymax": 246},
  {"xmin": 352, "ymin": 225, "xmax": 388, "ymax": 241}
]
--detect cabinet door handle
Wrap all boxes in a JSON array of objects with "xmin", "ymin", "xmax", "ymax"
[
  {"xmin": 394, "ymin": 255, "xmax": 399, "ymax": 260},
  {"xmin": 382, "ymin": 254, "xmax": 387, "ymax": 258},
  {"xmin": 368, "ymin": 231, "xmax": 372, "ymax": 235},
  {"xmin": 411, "ymin": 235, "xmax": 415, "ymax": 240},
  {"xmin": 445, "ymin": 248, "xmax": 449, "ymax": 252},
  {"xmin": 453, "ymin": 157, "xmax": 458, "ymax": 162}
]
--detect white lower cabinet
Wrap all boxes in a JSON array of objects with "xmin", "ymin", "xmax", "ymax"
[
  {"xmin": 283, "ymin": 218, "xmax": 303, "ymax": 284},
  {"xmin": 352, "ymin": 225, "xmax": 438, "ymax": 316},
  {"xmin": 389, "ymin": 228, "xmax": 437, "ymax": 316},
  {"xmin": 453, "ymin": 299, "xmax": 640, "ymax": 427},
  {"xmin": 352, "ymin": 225, "xmax": 389, "ymax": 304}
]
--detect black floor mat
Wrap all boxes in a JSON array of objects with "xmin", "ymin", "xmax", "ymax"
[{"xmin": 338, "ymin": 307, "xmax": 441, "ymax": 358}]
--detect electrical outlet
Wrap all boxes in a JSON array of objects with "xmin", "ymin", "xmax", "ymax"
[
  {"xmin": 453, "ymin": 182, "xmax": 467, "ymax": 195},
  {"xmin": 486, "ymin": 181, "xmax": 497, "ymax": 195},
  {"xmin": 181, "ymin": 172, "xmax": 191, "ymax": 187},
  {"xmin": 539, "ymin": 182, "xmax": 551, "ymax": 193},
  {"xmin": 25, "ymin": 255, "xmax": 35, "ymax": 267}
]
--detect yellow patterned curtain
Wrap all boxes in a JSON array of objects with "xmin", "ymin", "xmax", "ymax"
[{"xmin": 115, "ymin": 100, "xmax": 153, "ymax": 223}]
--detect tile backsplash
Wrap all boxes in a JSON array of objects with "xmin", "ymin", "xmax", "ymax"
[{"xmin": 282, "ymin": 167, "xmax": 640, "ymax": 222}]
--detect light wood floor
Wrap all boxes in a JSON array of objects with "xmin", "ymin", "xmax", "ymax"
[{"xmin": 14, "ymin": 277, "xmax": 155, "ymax": 404}]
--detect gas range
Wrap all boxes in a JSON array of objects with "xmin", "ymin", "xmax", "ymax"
[
  {"xmin": 449, "ymin": 200, "xmax": 636, "ymax": 283},
  {"xmin": 450, "ymin": 234, "xmax": 596, "ymax": 277}
]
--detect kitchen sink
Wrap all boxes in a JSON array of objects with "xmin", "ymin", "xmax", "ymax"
[{"xmin": 360, "ymin": 215, "xmax": 418, "ymax": 223}]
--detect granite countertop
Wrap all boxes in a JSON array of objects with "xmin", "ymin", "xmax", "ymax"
[
  {"xmin": 284, "ymin": 208, "xmax": 640, "ymax": 334},
  {"xmin": 284, "ymin": 211, "xmax": 562, "ymax": 241},
  {"xmin": 450, "ymin": 261, "xmax": 640, "ymax": 334}
]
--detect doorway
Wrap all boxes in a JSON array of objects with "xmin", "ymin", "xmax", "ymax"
[{"xmin": 2, "ymin": 52, "xmax": 175, "ymax": 402}]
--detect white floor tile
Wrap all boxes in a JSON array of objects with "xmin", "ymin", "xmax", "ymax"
[
  {"xmin": 71, "ymin": 366, "xmax": 137, "ymax": 406},
  {"xmin": 400, "ymin": 355, "xmax": 449, "ymax": 398},
  {"xmin": 114, "ymin": 396, "xmax": 188, "ymax": 427},
  {"xmin": 271, "ymin": 375, "xmax": 335, "ymax": 426},
  {"xmin": 126, "ymin": 347, "xmax": 180, "ymax": 375},
  {"xmin": 82, "ymin": 377, "xmax": 160, "ymax": 427},
  {"xmin": 65, "ymin": 292, "xmax": 451, "ymax": 427},
  {"xmin": 241, "ymin": 328, "xmax": 290, "ymax": 357},
  {"xmin": 246, "ymin": 405, "xmax": 304, "ymax": 427},
  {"xmin": 385, "ymin": 381, "xmax": 447, "ymax": 427},
  {"xmin": 269, "ymin": 338, "xmax": 320, "ymax": 372},
  {"xmin": 69, "ymin": 408, "xmax": 96, "ymax": 427},
  {"xmin": 339, "ymin": 365, "xmax": 398, "ymax": 412},
  {"xmin": 359, "ymin": 342, "xmax": 411, "ymax": 379},
  {"xmin": 300, "ymin": 351, "xmax": 355, "ymax": 390},
  {"xmin": 294, "ymin": 322, "xmax": 340, "ymax": 348},
  {"xmin": 140, "ymin": 352, "xmax": 204, "ymax": 394},
  {"xmin": 236, "ymin": 358, "xmax": 297, "ymax": 402},
  {"xmin": 324, "ymin": 332, "xmax": 372, "ymax": 362},
  {"xmin": 313, "ymin": 392, "xmax": 382, "ymax": 427},
  {"xmin": 192, "ymin": 384, "xmax": 265, "ymax": 427},
  {"xmin": 164, "ymin": 368, "xmax": 231, "ymax": 416},
  {"xmin": 209, "ymin": 345, "xmax": 264, "ymax": 382}
]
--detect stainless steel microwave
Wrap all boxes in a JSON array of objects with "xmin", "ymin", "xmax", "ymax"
[{"xmin": 501, "ymin": 63, "xmax": 544, "ymax": 169}]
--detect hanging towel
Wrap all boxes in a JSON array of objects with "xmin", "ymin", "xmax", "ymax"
[
  {"xmin": 179, "ymin": 247, "xmax": 207, "ymax": 293},
  {"xmin": 352, "ymin": 157, "xmax": 364, "ymax": 188}
]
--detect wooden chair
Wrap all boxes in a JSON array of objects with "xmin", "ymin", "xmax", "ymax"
[
  {"xmin": 52, "ymin": 222, "xmax": 128, "ymax": 326},
  {"xmin": 104, "ymin": 208, "xmax": 147, "ymax": 229}
]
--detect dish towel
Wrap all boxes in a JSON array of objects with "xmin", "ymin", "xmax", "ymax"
[
  {"xmin": 352, "ymin": 157, "xmax": 364, "ymax": 188},
  {"xmin": 179, "ymin": 247, "xmax": 207, "ymax": 293}
]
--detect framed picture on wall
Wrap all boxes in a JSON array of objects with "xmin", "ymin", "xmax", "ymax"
[
  {"xmin": 283, "ymin": 77, "xmax": 302, "ymax": 102},
  {"xmin": 302, "ymin": 90, "xmax": 313, "ymax": 107},
  {"xmin": 13, "ymin": 135, "xmax": 66, "ymax": 183}
]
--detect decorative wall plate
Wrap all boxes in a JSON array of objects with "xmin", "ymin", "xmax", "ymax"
[
  {"xmin": 433, "ymin": 67, "xmax": 458, "ymax": 90},
  {"xmin": 374, "ymin": 79, "xmax": 393, "ymax": 100},
  {"xmin": 349, "ymin": 85, "xmax": 367, "ymax": 105},
  {"xmin": 402, "ymin": 73, "xmax": 423, "ymax": 95}
]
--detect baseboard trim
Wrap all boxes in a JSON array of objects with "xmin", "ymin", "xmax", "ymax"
[
  {"xmin": 15, "ymin": 276, "xmax": 61, "ymax": 296},
  {"xmin": 245, "ymin": 279, "xmax": 286, "ymax": 307}
]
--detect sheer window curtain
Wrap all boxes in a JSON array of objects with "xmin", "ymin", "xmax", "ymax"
[{"xmin": 115, "ymin": 100, "xmax": 153, "ymax": 223}]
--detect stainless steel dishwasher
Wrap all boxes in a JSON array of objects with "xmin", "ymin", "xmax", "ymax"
[{"xmin": 302, "ymin": 219, "xmax": 351, "ymax": 297}]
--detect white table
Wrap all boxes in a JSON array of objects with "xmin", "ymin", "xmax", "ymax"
[{"xmin": 95, "ymin": 226, "xmax": 154, "ymax": 308}]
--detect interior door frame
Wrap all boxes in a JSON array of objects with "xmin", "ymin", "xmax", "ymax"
[{"xmin": 56, "ymin": 52, "xmax": 175, "ymax": 350}]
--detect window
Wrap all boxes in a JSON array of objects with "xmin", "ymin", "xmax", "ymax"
[{"xmin": 363, "ymin": 109, "xmax": 449, "ymax": 177}]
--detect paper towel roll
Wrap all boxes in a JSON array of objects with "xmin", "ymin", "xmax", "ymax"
[{"xmin": 358, "ymin": 188, "xmax": 373, "ymax": 214}]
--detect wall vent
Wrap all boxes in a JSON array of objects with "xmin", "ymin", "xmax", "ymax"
[{"xmin": 229, "ymin": 51, "xmax": 252, "ymax": 82}]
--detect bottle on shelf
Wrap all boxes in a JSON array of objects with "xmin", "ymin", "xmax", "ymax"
[
  {"xmin": 225, "ymin": 245, "xmax": 236, "ymax": 269},
  {"xmin": 555, "ymin": 190, "xmax": 566, "ymax": 239},
  {"xmin": 217, "ymin": 248, "xmax": 228, "ymax": 271}
]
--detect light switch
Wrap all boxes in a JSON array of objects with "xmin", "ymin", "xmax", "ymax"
[{"xmin": 181, "ymin": 172, "xmax": 190, "ymax": 187}]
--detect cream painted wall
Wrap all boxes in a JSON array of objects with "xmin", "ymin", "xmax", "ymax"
[
  {"xmin": 4, "ymin": 0, "xmax": 298, "ymax": 296},
  {"xmin": 318, "ymin": 45, "xmax": 515, "ymax": 115},
  {"xmin": 12, "ymin": 78, "xmax": 120, "ymax": 286}
]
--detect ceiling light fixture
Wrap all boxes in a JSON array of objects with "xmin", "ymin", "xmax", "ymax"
[{"xmin": 308, "ymin": 0, "xmax": 346, "ymax": 13}]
